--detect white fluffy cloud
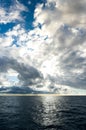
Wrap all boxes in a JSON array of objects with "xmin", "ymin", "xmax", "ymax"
[
  {"xmin": 34, "ymin": 0, "xmax": 86, "ymax": 37},
  {"xmin": 0, "ymin": 0, "xmax": 86, "ymax": 94},
  {"xmin": 0, "ymin": 0, "xmax": 27, "ymax": 24}
]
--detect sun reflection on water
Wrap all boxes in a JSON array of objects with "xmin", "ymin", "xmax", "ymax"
[{"xmin": 39, "ymin": 96, "xmax": 61, "ymax": 126}]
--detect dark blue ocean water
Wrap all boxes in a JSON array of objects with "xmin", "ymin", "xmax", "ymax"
[{"xmin": 0, "ymin": 96, "xmax": 86, "ymax": 130}]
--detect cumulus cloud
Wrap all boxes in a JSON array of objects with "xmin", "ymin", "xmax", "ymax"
[
  {"xmin": 34, "ymin": 0, "xmax": 86, "ymax": 37},
  {"xmin": 33, "ymin": 0, "xmax": 86, "ymax": 90},
  {"xmin": 0, "ymin": 0, "xmax": 86, "ymax": 94}
]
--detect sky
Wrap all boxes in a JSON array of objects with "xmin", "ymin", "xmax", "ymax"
[{"xmin": 0, "ymin": 0, "xmax": 86, "ymax": 94}]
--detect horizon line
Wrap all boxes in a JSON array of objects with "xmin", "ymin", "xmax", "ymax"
[{"xmin": 0, "ymin": 94, "xmax": 86, "ymax": 96}]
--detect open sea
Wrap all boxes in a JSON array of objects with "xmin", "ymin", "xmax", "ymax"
[{"xmin": 0, "ymin": 96, "xmax": 86, "ymax": 130}]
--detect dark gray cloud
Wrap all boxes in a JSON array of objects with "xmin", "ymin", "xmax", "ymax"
[
  {"xmin": 0, "ymin": 86, "xmax": 49, "ymax": 94},
  {"xmin": 60, "ymin": 50, "xmax": 86, "ymax": 88},
  {"xmin": 0, "ymin": 56, "xmax": 43, "ymax": 89}
]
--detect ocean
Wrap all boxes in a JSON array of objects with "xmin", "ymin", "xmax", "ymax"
[{"xmin": 0, "ymin": 96, "xmax": 86, "ymax": 130}]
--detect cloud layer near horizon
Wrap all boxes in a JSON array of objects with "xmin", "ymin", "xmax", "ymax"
[{"xmin": 0, "ymin": 0, "xmax": 86, "ymax": 94}]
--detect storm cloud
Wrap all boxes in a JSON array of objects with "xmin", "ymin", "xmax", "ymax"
[{"xmin": 0, "ymin": 56, "xmax": 43, "ymax": 88}]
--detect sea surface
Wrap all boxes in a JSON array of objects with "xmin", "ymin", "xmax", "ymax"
[{"xmin": 0, "ymin": 96, "xmax": 86, "ymax": 130}]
